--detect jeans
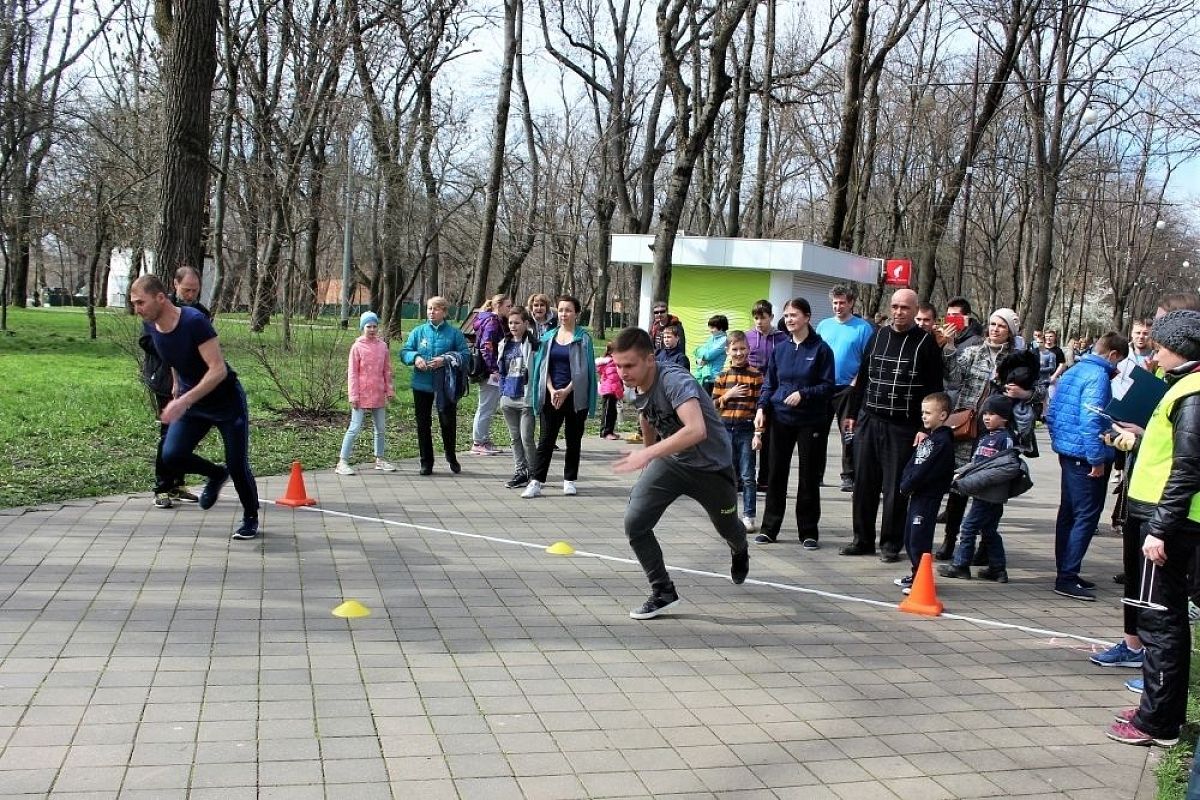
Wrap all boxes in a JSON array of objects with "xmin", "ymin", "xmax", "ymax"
[
  {"xmin": 904, "ymin": 494, "xmax": 943, "ymax": 569},
  {"xmin": 952, "ymin": 497, "xmax": 1006, "ymax": 570},
  {"xmin": 624, "ymin": 457, "xmax": 747, "ymax": 595},
  {"xmin": 152, "ymin": 393, "xmax": 184, "ymax": 494},
  {"xmin": 1054, "ymin": 455, "xmax": 1110, "ymax": 584},
  {"xmin": 726, "ymin": 421, "xmax": 756, "ymax": 519},
  {"xmin": 532, "ymin": 393, "xmax": 587, "ymax": 483},
  {"xmin": 1134, "ymin": 532, "xmax": 1193, "ymax": 739},
  {"xmin": 339, "ymin": 407, "xmax": 387, "ymax": 461},
  {"xmin": 851, "ymin": 413, "xmax": 916, "ymax": 554},
  {"xmin": 501, "ymin": 398, "xmax": 535, "ymax": 475},
  {"xmin": 161, "ymin": 383, "xmax": 259, "ymax": 519},
  {"xmin": 472, "ymin": 380, "xmax": 501, "ymax": 444},
  {"xmin": 761, "ymin": 421, "xmax": 822, "ymax": 541},
  {"xmin": 599, "ymin": 393, "xmax": 619, "ymax": 437},
  {"xmin": 413, "ymin": 389, "xmax": 457, "ymax": 468}
]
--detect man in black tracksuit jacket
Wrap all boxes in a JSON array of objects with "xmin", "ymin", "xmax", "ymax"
[{"xmin": 842, "ymin": 289, "xmax": 948, "ymax": 561}]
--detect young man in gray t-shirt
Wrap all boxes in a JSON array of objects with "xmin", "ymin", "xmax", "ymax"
[{"xmin": 611, "ymin": 328, "xmax": 750, "ymax": 619}]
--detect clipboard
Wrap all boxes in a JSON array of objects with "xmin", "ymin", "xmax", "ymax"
[{"xmin": 1104, "ymin": 368, "xmax": 1167, "ymax": 429}]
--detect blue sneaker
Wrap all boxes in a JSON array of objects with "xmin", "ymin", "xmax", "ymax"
[
  {"xmin": 1126, "ymin": 677, "xmax": 1144, "ymax": 694},
  {"xmin": 1090, "ymin": 641, "xmax": 1145, "ymax": 668}
]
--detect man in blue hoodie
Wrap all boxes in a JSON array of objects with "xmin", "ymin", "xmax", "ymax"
[{"xmin": 1046, "ymin": 331, "xmax": 1129, "ymax": 600}]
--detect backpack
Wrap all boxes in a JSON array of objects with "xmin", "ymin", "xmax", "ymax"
[{"xmin": 139, "ymin": 333, "xmax": 172, "ymax": 398}]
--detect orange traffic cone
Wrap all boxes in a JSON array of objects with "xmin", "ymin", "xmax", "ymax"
[
  {"xmin": 899, "ymin": 553, "xmax": 943, "ymax": 617},
  {"xmin": 276, "ymin": 461, "xmax": 317, "ymax": 507}
]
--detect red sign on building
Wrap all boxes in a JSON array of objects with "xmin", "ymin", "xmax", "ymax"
[{"xmin": 884, "ymin": 258, "xmax": 912, "ymax": 287}]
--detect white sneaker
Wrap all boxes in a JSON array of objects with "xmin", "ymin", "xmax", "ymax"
[
  {"xmin": 563, "ymin": 480, "xmax": 577, "ymax": 496},
  {"xmin": 335, "ymin": 461, "xmax": 356, "ymax": 476},
  {"xmin": 521, "ymin": 480, "xmax": 543, "ymax": 499},
  {"xmin": 741, "ymin": 516, "xmax": 757, "ymax": 532},
  {"xmin": 1111, "ymin": 470, "xmax": 1123, "ymax": 485},
  {"xmin": 374, "ymin": 459, "xmax": 396, "ymax": 472}
]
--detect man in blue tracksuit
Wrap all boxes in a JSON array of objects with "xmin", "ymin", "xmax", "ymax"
[{"xmin": 1045, "ymin": 331, "xmax": 1129, "ymax": 600}]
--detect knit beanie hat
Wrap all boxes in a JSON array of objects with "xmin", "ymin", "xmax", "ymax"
[
  {"xmin": 1151, "ymin": 310, "xmax": 1200, "ymax": 361},
  {"xmin": 990, "ymin": 308, "xmax": 1020, "ymax": 342},
  {"xmin": 359, "ymin": 311, "xmax": 380, "ymax": 330},
  {"xmin": 982, "ymin": 394, "xmax": 1013, "ymax": 420}
]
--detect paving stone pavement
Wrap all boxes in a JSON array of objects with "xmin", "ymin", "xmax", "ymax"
[{"xmin": 0, "ymin": 437, "xmax": 1161, "ymax": 799}]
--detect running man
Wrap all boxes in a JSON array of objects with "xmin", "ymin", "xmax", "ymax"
[
  {"xmin": 130, "ymin": 274, "xmax": 260, "ymax": 540},
  {"xmin": 610, "ymin": 327, "xmax": 750, "ymax": 619}
]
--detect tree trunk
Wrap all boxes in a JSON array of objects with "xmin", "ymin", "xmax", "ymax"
[
  {"xmin": 823, "ymin": 0, "xmax": 868, "ymax": 249},
  {"xmin": 470, "ymin": 0, "xmax": 519, "ymax": 309},
  {"xmin": 154, "ymin": 0, "xmax": 219, "ymax": 279}
]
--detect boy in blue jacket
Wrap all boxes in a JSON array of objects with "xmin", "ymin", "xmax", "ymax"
[
  {"xmin": 895, "ymin": 392, "xmax": 955, "ymax": 593},
  {"xmin": 939, "ymin": 395, "xmax": 1018, "ymax": 583}
]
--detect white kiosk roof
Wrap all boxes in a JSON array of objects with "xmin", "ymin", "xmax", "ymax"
[{"xmin": 610, "ymin": 234, "xmax": 880, "ymax": 283}]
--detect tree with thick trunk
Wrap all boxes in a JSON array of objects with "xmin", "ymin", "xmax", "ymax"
[{"xmin": 153, "ymin": 0, "xmax": 219, "ymax": 280}]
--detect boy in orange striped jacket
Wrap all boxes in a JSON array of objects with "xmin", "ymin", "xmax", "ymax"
[{"xmin": 713, "ymin": 331, "xmax": 765, "ymax": 531}]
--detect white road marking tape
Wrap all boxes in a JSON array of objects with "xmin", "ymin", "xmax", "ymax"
[{"xmin": 290, "ymin": 503, "xmax": 1115, "ymax": 648}]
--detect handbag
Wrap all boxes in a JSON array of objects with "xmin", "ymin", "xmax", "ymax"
[
  {"xmin": 947, "ymin": 408, "xmax": 978, "ymax": 442},
  {"xmin": 949, "ymin": 382, "xmax": 994, "ymax": 442}
]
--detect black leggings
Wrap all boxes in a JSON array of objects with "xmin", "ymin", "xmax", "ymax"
[{"xmin": 532, "ymin": 394, "xmax": 587, "ymax": 482}]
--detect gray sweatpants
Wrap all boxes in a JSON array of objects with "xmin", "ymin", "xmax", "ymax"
[
  {"xmin": 624, "ymin": 457, "xmax": 748, "ymax": 595},
  {"xmin": 501, "ymin": 398, "xmax": 536, "ymax": 475}
]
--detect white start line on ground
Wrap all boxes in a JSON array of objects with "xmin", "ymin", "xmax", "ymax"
[{"xmin": 285, "ymin": 501, "xmax": 1115, "ymax": 649}]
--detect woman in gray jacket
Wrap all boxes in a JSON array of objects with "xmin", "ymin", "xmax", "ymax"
[{"xmin": 522, "ymin": 295, "xmax": 598, "ymax": 498}]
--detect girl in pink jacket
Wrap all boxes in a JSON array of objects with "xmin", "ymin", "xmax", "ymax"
[
  {"xmin": 596, "ymin": 341, "xmax": 623, "ymax": 440},
  {"xmin": 336, "ymin": 312, "xmax": 396, "ymax": 475}
]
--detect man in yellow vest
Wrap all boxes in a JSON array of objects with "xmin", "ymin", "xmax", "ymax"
[{"xmin": 1106, "ymin": 309, "xmax": 1200, "ymax": 747}]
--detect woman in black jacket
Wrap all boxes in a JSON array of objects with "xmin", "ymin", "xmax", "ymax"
[{"xmin": 752, "ymin": 297, "xmax": 835, "ymax": 548}]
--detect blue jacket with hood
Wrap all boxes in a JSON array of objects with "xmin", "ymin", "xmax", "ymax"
[{"xmin": 1045, "ymin": 352, "xmax": 1117, "ymax": 465}]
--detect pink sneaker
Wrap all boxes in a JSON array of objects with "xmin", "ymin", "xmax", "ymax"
[
  {"xmin": 1114, "ymin": 708, "xmax": 1138, "ymax": 724},
  {"xmin": 470, "ymin": 443, "xmax": 491, "ymax": 456},
  {"xmin": 1104, "ymin": 720, "xmax": 1178, "ymax": 746}
]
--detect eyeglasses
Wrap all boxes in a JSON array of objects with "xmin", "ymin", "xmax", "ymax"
[{"xmin": 653, "ymin": 309, "xmax": 667, "ymax": 314}]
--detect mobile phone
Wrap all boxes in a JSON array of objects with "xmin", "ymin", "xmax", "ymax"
[{"xmin": 945, "ymin": 313, "xmax": 966, "ymax": 333}]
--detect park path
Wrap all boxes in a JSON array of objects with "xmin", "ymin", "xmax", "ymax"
[{"xmin": 0, "ymin": 437, "xmax": 1156, "ymax": 799}]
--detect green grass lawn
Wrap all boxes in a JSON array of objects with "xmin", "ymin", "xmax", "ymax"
[{"xmin": 0, "ymin": 306, "xmax": 623, "ymax": 507}]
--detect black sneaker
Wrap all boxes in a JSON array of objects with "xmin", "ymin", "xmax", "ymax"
[
  {"xmin": 840, "ymin": 478, "xmax": 854, "ymax": 493},
  {"xmin": 170, "ymin": 488, "xmax": 199, "ymax": 503},
  {"xmin": 753, "ymin": 533, "xmax": 777, "ymax": 544},
  {"xmin": 879, "ymin": 549, "xmax": 902, "ymax": 564},
  {"xmin": 629, "ymin": 592, "xmax": 681, "ymax": 620},
  {"xmin": 731, "ymin": 550, "xmax": 749, "ymax": 585},
  {"xmin": 199, "ymin": 466, "xmax": 229, "ymax": 510},
  {"xmin": 231, "ymin": 518, "xmax": 259, "ymax": 540},
  {"xmin": 894, "ymin": 574, "xmax": 914, "ymax": 589},
  {"xmin": 839, "ymin": 543, "xmax": 875, "ymax": 556},
  {"xmin": 419, "ymin": 465, "xmax": 433, "ymax": 476},
  {"xmin": 978, "ymin": 567, "xmax": 1009, "ymax": 583},
  {"xmin": 447, "ymin": 458, "xmax": 462, "ymax": 475},
  {"xmin": 505, "ymin": 472, "xmax": 529, "ymax": 489},
  {"xmin": 1054, "ymin": 582, "xmax": 1096, "ymax": 601},
  {"xmin": 1077, "ymin": 577, "xmax": 1096, "ymax": 590},
  {"xmin": 938, "ymin": 564, "xmax": 972, "ymax": 580}
]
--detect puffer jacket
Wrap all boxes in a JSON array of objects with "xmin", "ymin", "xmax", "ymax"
[
  {"xmin": 953, "ymin": 448, "xmax": 1033, "ymax": 504},
  {"xmin": 596, "ymin": 355, "xmax": 623, "ymax": 397},
  {"xmin": 1127, "ymin": 364, "xmax": 1200, "ymax": 541},
  {"xmin": 347, "ymin": 335, "xmax": 394, "ymax": 408},
  {"xmin": 1046, "ymin": 353, "xmax": 1118, "ymax": 465}
]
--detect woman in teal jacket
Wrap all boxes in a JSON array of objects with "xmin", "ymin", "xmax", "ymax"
[
  {"xmin": 693, "ymin": 314, "xmax": 729, "ymax": 395},
  {"xmin": 521, "ymin": 295, "xmax": 597, "ymax": 498},
  {"xmin": 401, "ymin": 296, "xmax": 470, "ymax": 475}
]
